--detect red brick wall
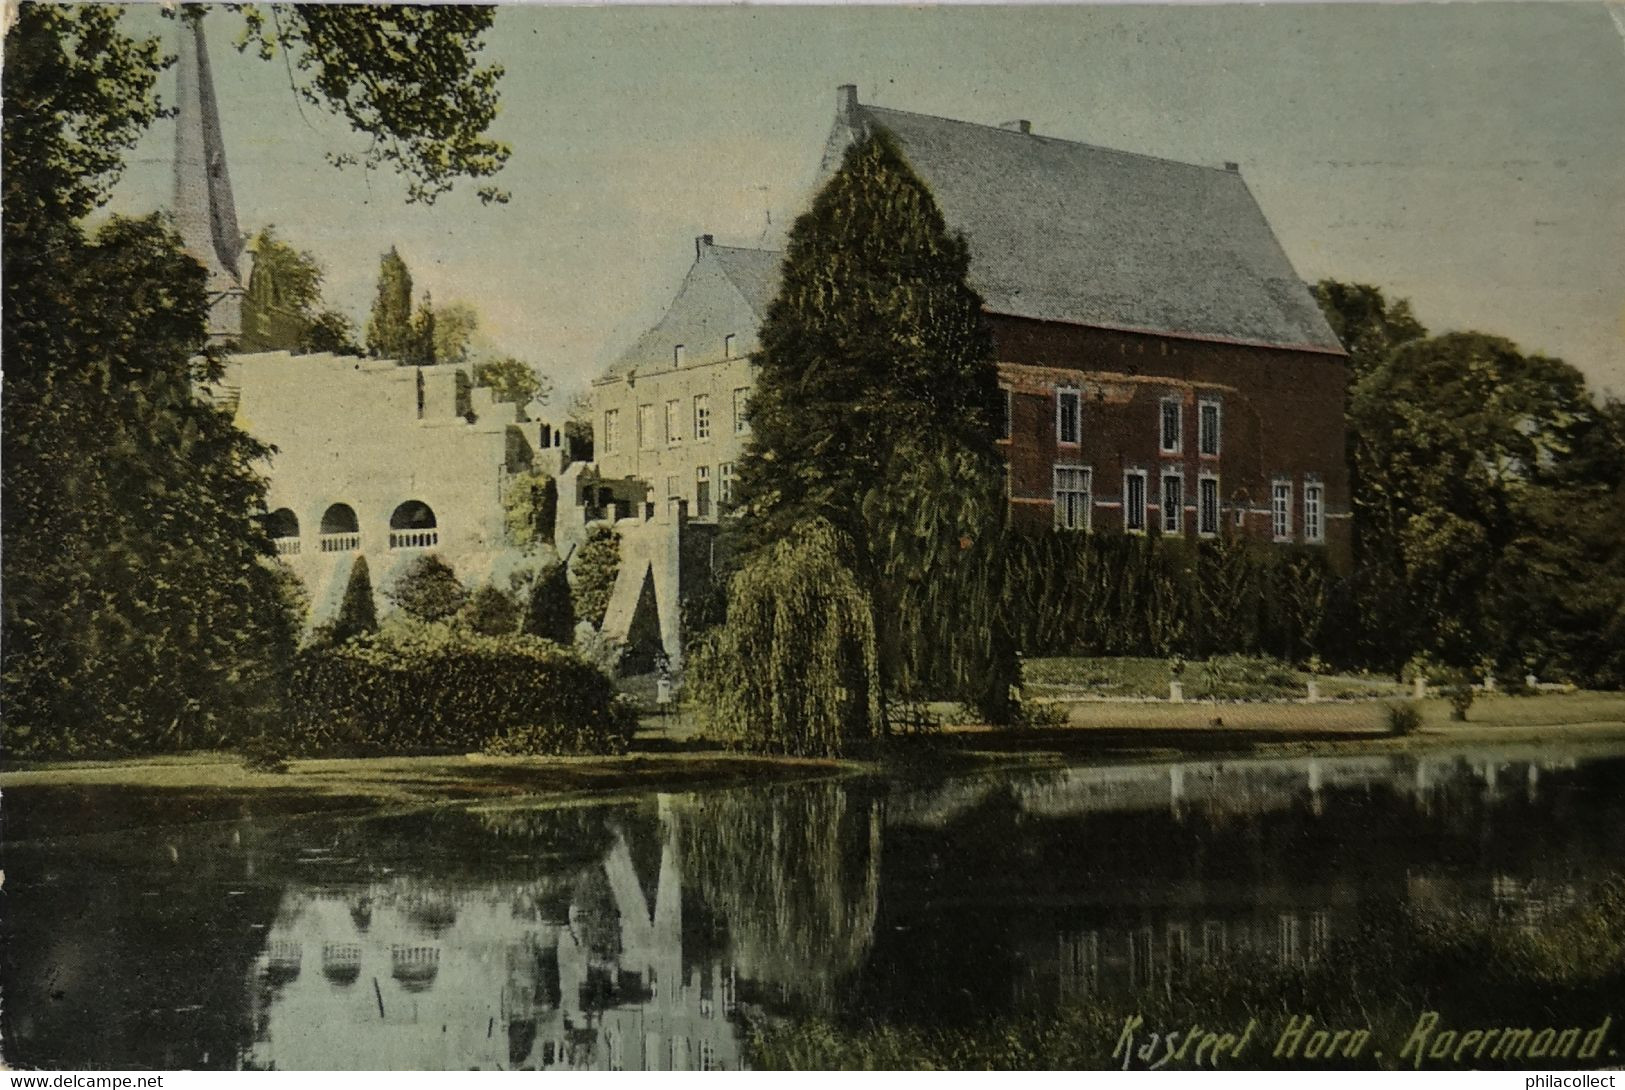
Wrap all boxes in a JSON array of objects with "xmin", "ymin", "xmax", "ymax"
[{"xmin": 990, "ymin": 315, "xmax": 1351, "ymax": 565}]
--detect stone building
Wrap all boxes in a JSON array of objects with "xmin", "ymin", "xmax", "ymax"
[{"xmin": 220, "ymin": 351, "xmax": 574, "ymax": 620}]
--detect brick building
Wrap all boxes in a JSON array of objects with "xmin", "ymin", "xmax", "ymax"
[{"xmin": 817, "ymin": 86, "xmax": 1350, "ymax": 558}]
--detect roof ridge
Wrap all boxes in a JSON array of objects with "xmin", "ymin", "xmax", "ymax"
[
  {"xmin": 860, "ymin": 102, "xmax": 1245, "ymax": 178},
  {"xmin": 709, "ymin": 243, "xmax": 783, "ymax": 257}
]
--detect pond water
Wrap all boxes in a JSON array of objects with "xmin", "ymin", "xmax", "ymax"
[{"xmin": 4, "ymin": 741, "xmax": 1624, "ymax": 1070}]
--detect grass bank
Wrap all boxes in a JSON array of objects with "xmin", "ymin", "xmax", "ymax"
[{"xmin": 5, "ymin": 691, "xmax": 1624, "ymax": 842}]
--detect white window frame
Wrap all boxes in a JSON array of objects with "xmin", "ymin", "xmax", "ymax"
[
  {"xmin": 637, "ymin": 403, "xmax": 656, "ymax": 451},
  {"xmin": 1053, "ymin": 464, "xmax": 1091, "ymax": 531},
  {"xmin": 695, "ymin": 465, "xmax": 712, "ymax": 518},
  {"xmin": 1272, "ymin": 479, "xmax": 1294, "ymax": 542},
  {"xmin": 1160, "ymin": 398, "xmax": 1182, "ymax": 454},
  {"xmin": 723, "ymin": 333, "xmax": 736, "ymax": 359},
  {"xmin": 602, "ymin": 408, "xmax": 620, "ymax": 455},
  {"xmin": 1198, "ymin": 473, "xmax": 1220, "ymax": 536},
  {"xmin": 1304, "ymin": 482, "xmax": 1325, "ymax": 544},
  {"xmin": 665, "ymin": 399, "xmax": 682, "ymax": 445},
  {"xmin": 1056, "ymin": 386, "xmax": 1082, "ymax": 446},
  {"xmin": 1161, "ymin": 471, "xmax": 1183, "ymax": 534},
  {"xmin": 674, "ymin": 344, "xmax": 686, "ymax": 366},
  {"xmin": 1198, "ymin": 398, "xmax": 1222, "ymax": 457},
  {"xmin": 1123, "ymin": 469, "xmax": 1148, "ymax": 534},
  {"xmin": 693, "ymin": 394, "xmax": 711, "ymax": 441},
  {"xmin": 732, "ymin": 387, "xmax": 750, "ymax": 434}
]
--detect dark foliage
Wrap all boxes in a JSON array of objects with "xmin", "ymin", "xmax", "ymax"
[
  {"xmin": 462, "ymin": 583, "xmax": 521, "ymax": 637},
  {"xmin": 523, "ymin": 561, "xmax": 577, "ymax": 644},
  {"xmin": 331, "ymin": 555, "xmax": 379, "ymax": 642},
  {"xmin": 731, "ymin": 130, "xmax": 1013, "ymax": 720},
  {"xmin": 387, "ymin": 554, "xmax": 469, "ymax": 623},
  {"xmin": 282, "ymin": 634, "xmax": 627, "ymax": 755}
]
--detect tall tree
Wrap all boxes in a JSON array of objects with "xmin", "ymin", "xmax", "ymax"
[
  {"xmin": 731, "ymin": 129, "xmax": 1009, "ymax": 716},
  {"xmin": 366, "ymin": 245, "xmax": 415, "ymax": 360},
  {"xmin": 410, "ymin": 290, "xmax": 438, "ymax": 367},
  {"xmin": 734, "ymin": 130, "xmax": 1000, "ymax": 550},
  {"xmin": 1350, "ymin": 331, "xmax": 1615, "ymax": 671}
]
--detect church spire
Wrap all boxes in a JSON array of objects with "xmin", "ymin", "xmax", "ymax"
[{"xmin": 173, "ymin": 10, "xmax": 244, "ymax": 343}]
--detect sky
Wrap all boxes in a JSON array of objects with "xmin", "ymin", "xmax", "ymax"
[{"xmin": 104, "ymin": 2, "xmax": 1625, "ymax": 400}]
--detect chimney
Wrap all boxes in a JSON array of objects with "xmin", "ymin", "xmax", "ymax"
[
  {"xmin": 1224, "ymin": 161, "xmax": 1240, "ymax": 172},
  {"xmin": 1000, "ymin": 120, "xmax": 1032, "ymax": 135},
  {"xmin": 836, "ymin": 84, "xmax": 858, "ymax": 124},
  {"xmin": 695, "ymin": 233, "xmax": 713, "ymax": 261}
]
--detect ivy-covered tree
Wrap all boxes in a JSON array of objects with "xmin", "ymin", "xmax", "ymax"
[
  {"xmin": 331, "ymin": 555, "xmax": 378, "ymax": 643},
  {"xmin": 730, "ymin": 128, "xmax": 1010, "ymax": 718},
  {"xmin": 366, "ymin": 245, "xmax": 416, "ymax": 360},
  {"xmin": 570, "ymin": 527, "xmax": 621, "ymax": 629}
]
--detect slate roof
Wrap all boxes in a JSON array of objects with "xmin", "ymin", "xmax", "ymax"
[
  {"xmin": 827, "ymin": 100, "xmax": 1344, "ymax": 354},
  {"xmin": 600, "ymin": 243, "xmax": 784, "ymax": 381},
  {"xmin": 709, "ymin": 245, "xmax": 784, "ymax": 319}
]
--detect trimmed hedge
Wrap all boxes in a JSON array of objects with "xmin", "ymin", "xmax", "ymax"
[{"xmin": 284, "ymin": 632, "xmax": 630, "ymax": 755}]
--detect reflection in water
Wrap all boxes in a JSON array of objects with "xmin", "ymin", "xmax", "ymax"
[{"xmin": 3, "ymin": 742, "xmax": 1623, "ymax": 1069}]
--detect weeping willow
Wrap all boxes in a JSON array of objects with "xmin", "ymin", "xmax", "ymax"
[{"xmin": 688, "ymin": 519, "xmax": 881, "ymax": 757}]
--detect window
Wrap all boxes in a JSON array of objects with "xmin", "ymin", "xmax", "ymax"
[
  {"xmin": 674, "ymin": 344, "xmax": 686, "ymax": 366},
  {"xmin": 665, "ymin": 399, "xmax": 682, "ymax": 445},
  {"xmin": 1056, "ymin": 387, "xmax": 1081, "ymax": 445},
  {"xmin": 1124, "ymin": 470, "xmax": 1147, "ymax": 532},
  {"xmin": 723, "ymin": 333, "xmax": 737, "ymax": 359},
  {"xmin": 695, "ymin": 466, "xmax": 712, "ymax": 518},
  {"xmin": 693, "ymin": 394, "xmax": 711, "ymax": 440},
  {"xmin": 637, "ymin": 403, "xmax": 656, "ymax": 450},
  {"xmin": 665, "ymin": 475, "xmax": 680, "ymax": 518},
  {"xmin": 999, "ymin": 389, "xmax": 1012, "ymax": 440},
  {"xmin": 1304, "ymin": 483, "xmax": 1324, "ymax": 543},
  {"xmin": 1198, "ymin": 475, "xmax": 1220, "ymax": 535},
  {"xmin": 1161, "ymin": 473, "xmax": 1183, "ymax": 533},
  {"xmin": 1160, "ymin": 399, "xmax": 1182, "ymax": 453},
  {"xmin": 719, "ymin": 462, "xmax": 736, "ymax": 506},
  {"xmin": 1053, "ymin": 465, "xmax": 1091, "ymax": 530},
  {"xmin": 1272, "ymin": 480, "xmax": 1293, "ymax": 541},
  {"xmin": 603, "ymin": 408, "xmax": 621, "ymax": 454},
  {"xmin": 733, "ymin": 387, "xmax": 750, "ymax": 434},
  {"xmin": 1198, "ymin": 399, "xmax": 1221, "ymax": 456}
]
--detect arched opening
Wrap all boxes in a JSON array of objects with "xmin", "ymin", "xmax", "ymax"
[
  {"xmin": 389, "ymin": 500, "xmax": 439, "ymax": 549},
  {"xmin": 319, "ymin": 503, "xmax": 361, "ymax": 552},
  {"xmin": 264, "ymin": 508, "xmax": 300, "ymax": 556}
]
